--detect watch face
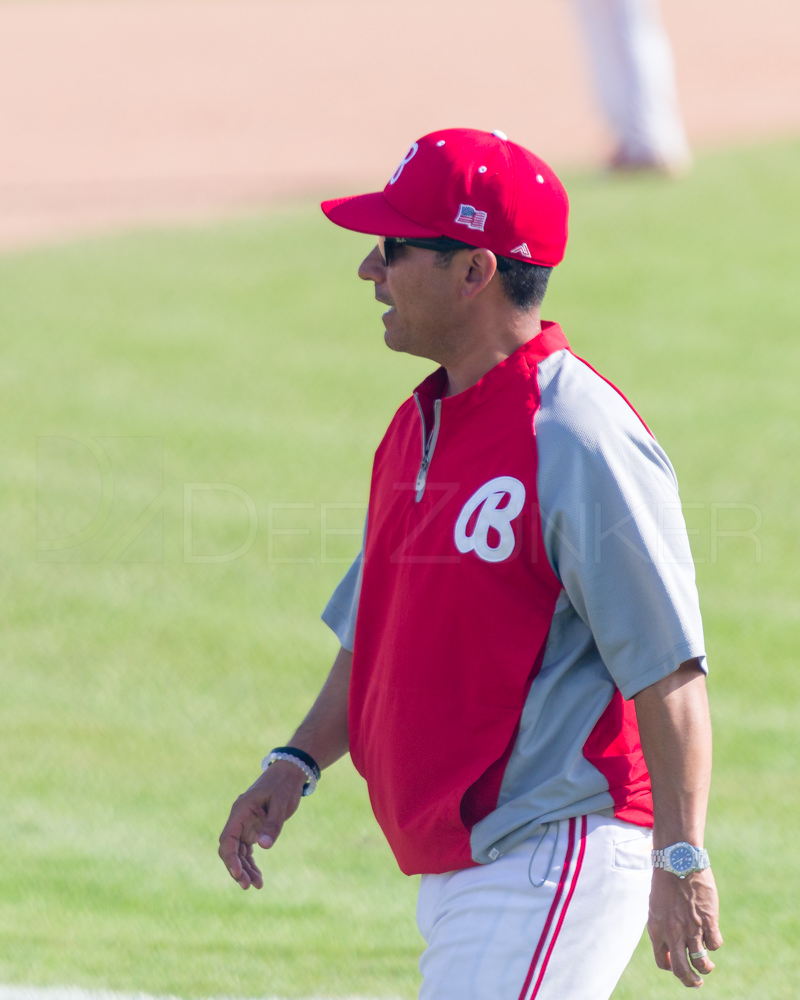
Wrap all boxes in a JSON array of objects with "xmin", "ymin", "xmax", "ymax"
[{"xmin": 669, "ymin": 844, "xmax": 696, "ymax": 873}]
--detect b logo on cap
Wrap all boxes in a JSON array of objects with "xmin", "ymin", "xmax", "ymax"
[{"xmin": 389, "ymin": 143, "xmax": 419, "ymax": 185}]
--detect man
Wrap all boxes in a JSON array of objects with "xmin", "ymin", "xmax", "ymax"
[
  {"xmin": 219, "ymin": 128, "xmax": 722, "ymax": 999},
  {"xmin": 572, "ymin": 0, "xmax": 692, "ymax": 175}
]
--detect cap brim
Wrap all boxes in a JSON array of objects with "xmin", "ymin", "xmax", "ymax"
[{"xmin": 321, "ymin": 191, "xmax": 442, "ymax": 239}]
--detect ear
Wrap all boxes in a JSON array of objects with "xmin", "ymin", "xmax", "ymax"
[{"xmin": 460, "ymin": 248, "xmax": 498, "ymax": 301}]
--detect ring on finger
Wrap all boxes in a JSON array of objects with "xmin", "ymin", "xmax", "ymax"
[{"xmin": 689, "ymin": 949, "xmax": 708, "ymax": 960}]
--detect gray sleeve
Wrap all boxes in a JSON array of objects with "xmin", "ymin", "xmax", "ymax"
[
  {"xmin": 321, "ymin": 549, "xmax": 363, "ymax": 652},
  {"xmin": 536, "ymin": 351, "xmax": 707, "ymax": 699}
]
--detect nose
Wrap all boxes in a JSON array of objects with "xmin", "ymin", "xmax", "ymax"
[{"xmin": 358, "ymin": 244, "xmax": 385, "ymax": 283}]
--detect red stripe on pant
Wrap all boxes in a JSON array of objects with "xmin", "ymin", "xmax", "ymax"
[
  {"xmin": 516, "ymin": 816, "xmax": 588, "ymax": 1000},
  {"xmin": 530, "ymin": 815, "xmax": 589, "ymax": 997}
]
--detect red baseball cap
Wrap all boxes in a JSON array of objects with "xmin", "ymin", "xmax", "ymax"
[{"xmin": 321, "ymin": 127, "xmax": 569, "ymax": 267}]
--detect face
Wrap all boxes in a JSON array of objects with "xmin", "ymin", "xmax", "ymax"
[{"xmin": 358, "ymin": 241, "xmax": 467, "ymax": 363}]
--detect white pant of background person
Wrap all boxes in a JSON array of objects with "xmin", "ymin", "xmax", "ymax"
[
  {"xmin": 572, "ymin": 0, "xmax": 692, "ymax": 170},
  {"xmin": 417, "ymin": 815, "xmax": 652, "ymax": 1000}
]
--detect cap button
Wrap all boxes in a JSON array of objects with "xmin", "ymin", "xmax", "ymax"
[{"xmin": 492, "ymin": 130, "xmax": 508, "ymax": 141}]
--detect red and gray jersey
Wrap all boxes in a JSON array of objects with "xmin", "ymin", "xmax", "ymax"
[{"xmin": 322, "ymin": 323, "xmax": 706, "ymax": 876}]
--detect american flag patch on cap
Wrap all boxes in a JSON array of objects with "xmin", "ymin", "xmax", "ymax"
[{"xmin": 455, "ymin": 204, "xmax": 488, "ymax": 231}]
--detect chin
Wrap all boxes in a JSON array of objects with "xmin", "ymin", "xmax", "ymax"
[
  {"xmin": 383, "ymin": 327, "xmax": 407, "ymax": 354},
  {"xmin": 383, "ymin": 321, "xmax": 428, "ymax": 359}
]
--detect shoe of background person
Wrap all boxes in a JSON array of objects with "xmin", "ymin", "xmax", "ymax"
[{"xmin": 608, "ymin": 147, "xmax": 693, "ymax": 178}]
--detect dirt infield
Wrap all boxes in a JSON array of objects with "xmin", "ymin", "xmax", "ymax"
[{"xmin": 0, "ymin": 0, "xmax": 797, "ymax": 250}]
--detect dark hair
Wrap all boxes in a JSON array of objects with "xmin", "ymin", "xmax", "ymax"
[
  {"xmin": 494, "ymin": 257, "xmax": 552, "ymax": 310},
  {"xmin": 435, "ymin": 247, "xmax": 552, "ymax": 310}
]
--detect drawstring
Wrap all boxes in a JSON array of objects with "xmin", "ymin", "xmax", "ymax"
[{"xmin": 528, "ymin": 822, "xmax": 558, "ymax": 888}]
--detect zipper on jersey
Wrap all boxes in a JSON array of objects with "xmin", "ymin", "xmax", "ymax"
[{"xmin": 413, "ymin": 395, "xmax": 442, "ymax": 502}]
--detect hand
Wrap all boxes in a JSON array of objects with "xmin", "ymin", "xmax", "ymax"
[
  {"xmin": 218, "ymin": 761, "xmax": 306, "ymax": 889},
  {"xmin": 648, "ymin": 867, "xmax": 723, "ymax": 987}
]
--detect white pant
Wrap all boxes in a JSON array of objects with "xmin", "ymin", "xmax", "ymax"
[
  {"xmin": 572, "ymin": 0, "xmax": 691, "ymax": 166},
  {"xmin": 416, "ymin": 815, "xmax": 652, "ymax": 1000}
]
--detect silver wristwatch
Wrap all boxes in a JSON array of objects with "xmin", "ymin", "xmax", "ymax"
[{"xmin": 652, "ymin": 842, "xmax": 710, "ymax": 879}]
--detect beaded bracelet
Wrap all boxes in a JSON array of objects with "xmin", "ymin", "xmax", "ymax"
[{"xmin": 261, "ymin": 746, "xmax": 321, "ymax": 796}]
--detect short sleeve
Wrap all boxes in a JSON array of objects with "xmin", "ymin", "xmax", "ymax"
[
  {"xmin": 321, "ymin": 549, "xmax": 363, "ymax": 652},
  {"xmin": 535, "ymin": 351, "xmax": 707, "ymax": 698}
]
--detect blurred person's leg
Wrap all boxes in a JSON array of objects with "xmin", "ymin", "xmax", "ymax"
[{"xmin": 573, "ymin": 0, "xmax": 692, "ymax": 173}]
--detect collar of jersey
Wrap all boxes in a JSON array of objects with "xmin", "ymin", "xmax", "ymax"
[{"xmin": 413, "ymin": 321, "xmax": 569, "ymax": 414}]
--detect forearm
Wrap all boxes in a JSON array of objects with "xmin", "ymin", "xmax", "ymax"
[
  {"xmin": 634, "ymin": 658, "xmax": 711, "ymax": 847},
  {"xmin": 285, "ymin": 645, "xmax": 352, "ymax": 771},
  {"xmin": 634, "ymin": 658, "xmax": 722, "ymax": 987}
]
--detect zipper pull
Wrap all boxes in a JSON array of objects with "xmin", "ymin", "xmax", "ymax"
[
  {"xmin": 415, "ymin": 457, "xmax": 430, "ymax": 500},
  {"xmin": 414, "ymin": 397, "xmax": 441, "ymax": 503}
]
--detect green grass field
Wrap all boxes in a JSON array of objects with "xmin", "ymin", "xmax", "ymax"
[{"xmin": 1, "ymin": 136, "xmax": 799, "ymax": 999}]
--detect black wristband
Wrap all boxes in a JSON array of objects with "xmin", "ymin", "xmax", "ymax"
[{"xmin": 271, "ymin": 746, "xmax": 321, "ymax": 781}]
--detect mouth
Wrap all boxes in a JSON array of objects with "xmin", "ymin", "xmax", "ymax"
[{"xmin": 376, "ymin": 293, "xmax": 395, "ymax": 324}]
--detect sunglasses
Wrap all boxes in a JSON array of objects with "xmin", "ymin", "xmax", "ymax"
[{"xmin": 377, "ymin": 235, "xmax": 475, "ymax": 267}]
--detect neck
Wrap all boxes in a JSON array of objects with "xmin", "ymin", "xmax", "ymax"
[{"xmin": 444, "ymin": 311, "xmax": 542, "ymax": 397}]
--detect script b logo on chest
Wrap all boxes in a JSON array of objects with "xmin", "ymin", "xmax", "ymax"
[{"xmin": 454, "ymin": 476, "xmax": 526, "ymax": 563}]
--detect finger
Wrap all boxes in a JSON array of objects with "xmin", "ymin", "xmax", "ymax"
[
  {"xmin": 218, "ymin": 803, "xmax": 271, "ymax": 868},
  {"xmin": 257, "ymin": 789, "xmax": 300, "ymax": 845},
  {"xmin": 668, "ymin": 946, "xmax": 703, "ymax": 989},
  {"xmin": 647, "ymin": 920, "xmax": 673, "ymax": 972},
  {"xmin": 237, "ymin": 843, "xmax": 264, "ymax": 890},
  {"xmin": 688, "ymin": 943, "xmax": 715, "ymax": 975},
  {"xmin": 238, "ymin": 794, "xmax": 290, "ymax": 848},
  {"xmin": 222, "ymin": 849, "xmax": 243, "ymax": 883},
  {"xmin": 705, "ymin": 923, "xmax": 724, "ymax": 952},
  {"xmin": 651, "ymin": 942, "xmax": 672, "ymax": 973},
  {"xmin": 218, "ymin": 832, "xmax": 244, "ymax": 879},
  {"xmin": 219, "ymin": 842, "xmax": 254, "ymax": 889},
  {"xmin": 689, "ymin": 922, "xmax": 723, "ymax": 976},
  {"xmin": 219, "ymin": 826, "xmax": 264, "ymax": 889}
]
